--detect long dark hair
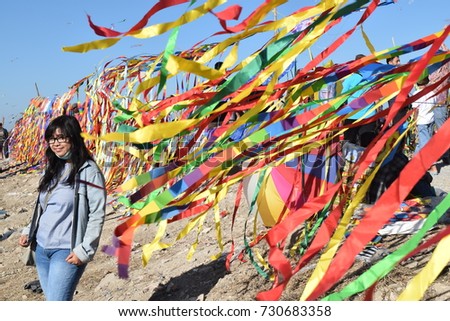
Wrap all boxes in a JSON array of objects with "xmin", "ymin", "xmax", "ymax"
[{"xmin": 38, "ymin": 115, "xmax": 93, "ymax": 192}]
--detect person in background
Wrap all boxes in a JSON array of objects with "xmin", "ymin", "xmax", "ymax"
[
  {"xmin": 0, "ymin": 122, "xmax": 8, "ymax": 159},
  {"xmin": 384, "ymin": 54, "xmax": 411, "ymax": 142},
  {"xmin": 429, "ymin": 43, "xmax": 450, "ymax": 165},
  {"xmin": 214, "ymin": 61, "xmax": 224, "ymax": 70},
  {"xmin": 214, "ymin": 61, "xmax": 227, "ymax": 86},
  {"xmin": 341, "ymin": 54, "xmax": 379, "ymax": 147},
  {"xmin": 316, "ymin": 60, "xmax": 337, "ymax": 102},
  {"xmin": 18, "ymin": 115, "xmax": 106, "ymax": 301},
  {"xmin": 386, "ymin": 56, "xmax": 401, "ymax": 66},
  {"xmin": 412, "ymin": 76, "xmax": 438, "ymax": 175}
]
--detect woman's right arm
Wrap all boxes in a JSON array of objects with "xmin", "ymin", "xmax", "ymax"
[
  {"xmin": 18, "ymin": 234, "xmax": 30, "ymax": 247},
  {"xmin": 20, "ymin": 196, "xmax": 42, "ymax": 248},
  {"xmin": 18, "ymin": 222, "xmax": 32, "ymax": 247}
]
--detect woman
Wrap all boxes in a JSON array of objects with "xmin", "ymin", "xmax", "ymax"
[{"xmin": 19, "ymin": 115, "xmax": 106, "ymax": 301}]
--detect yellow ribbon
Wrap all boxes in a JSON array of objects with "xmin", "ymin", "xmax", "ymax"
[
  {"xmin": 361, "ymin": 24, "xmax": 376, "ymax": 55},
  {"xmin": 85, "ymin": 118, "xmax": 198, "ymax": 143},
  {"xmin": 142, "ymin": 220, "xmax": 170, "ymax": 266},
  {"xmin": 397, "ymin": 234, "xmax": 450, "ymax": 301}
]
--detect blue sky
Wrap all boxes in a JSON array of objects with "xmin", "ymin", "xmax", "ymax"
[{"xmin": 0, "ymin": 0, "xmax": 448, "ymax": 127}]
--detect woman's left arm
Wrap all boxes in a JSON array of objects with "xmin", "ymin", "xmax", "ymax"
[{"xmin": 72, "ymin": 166, "xmax": 107, "ymax": 263}]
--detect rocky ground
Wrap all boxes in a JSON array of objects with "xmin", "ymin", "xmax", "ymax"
[{"xmin": 1, "ymin": 158, "xmax": 449, "ymax": 301}]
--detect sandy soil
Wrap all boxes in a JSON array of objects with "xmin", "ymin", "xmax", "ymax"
[{"xmin": 1, "ymin": 159, "xmax": 449, "ymax": 301}]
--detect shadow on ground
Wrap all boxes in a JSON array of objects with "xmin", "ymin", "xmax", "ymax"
[{"xmin": 148, "ymin": 257, "xmax": 230, "ymax": 301}]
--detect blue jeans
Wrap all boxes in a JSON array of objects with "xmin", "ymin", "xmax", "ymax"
[
  {"xmin": 433, "ymin": 105, "xmax": 448, "ymax": 129},
  {"xmin": 35, "ymin": 244, "xmax": 86, "ymax": 301},
  {"xmin": 415, "ymin": 123, "xmax": 435, "ymax": 155},
  {"xmin": 433, "ymin": 105, "xmax": 449, "ymax": 160}
]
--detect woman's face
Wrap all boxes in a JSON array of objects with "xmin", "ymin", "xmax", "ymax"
[{"xmin": 48, "ymin": 128, "xmax": 72, "ymax": 158}]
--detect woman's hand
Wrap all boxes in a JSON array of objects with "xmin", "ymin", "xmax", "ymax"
[
  {"xmin": 66, "ymin": 252, "xmax": 83, "ymax": 266},
  {"xmin": 18, "ymin": 235, "xmax": 30, "ymax": 247}
]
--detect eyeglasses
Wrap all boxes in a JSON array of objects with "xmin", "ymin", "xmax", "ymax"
[{"xmin": 48, "ymin": 136, "xmax": 69, "ymax": 144}]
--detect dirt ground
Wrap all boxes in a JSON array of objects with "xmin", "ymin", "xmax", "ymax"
[{"xmin": 1, "ymin": 159, "xmax": 449, "ymax": 301}]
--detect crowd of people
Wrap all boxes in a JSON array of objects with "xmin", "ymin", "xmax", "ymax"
[{"xmin": 338, "ymin": 47, "xmax": 449, "ymax": 203}]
